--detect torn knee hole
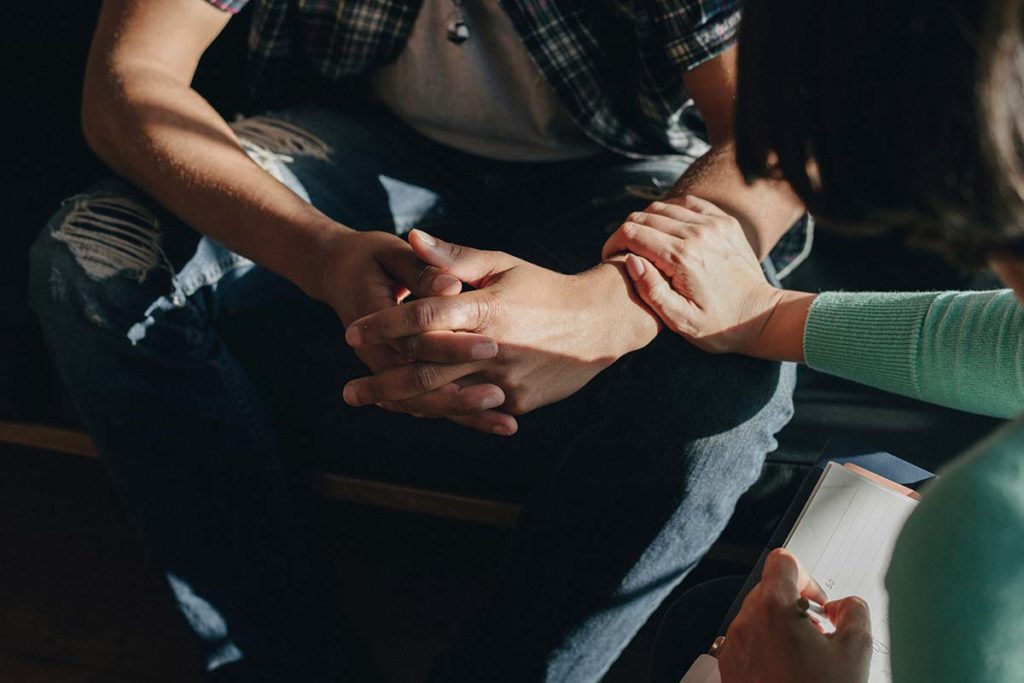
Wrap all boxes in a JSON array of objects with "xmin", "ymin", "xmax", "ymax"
[{"xmin": 53, "ymin": 196, "xmax": 170, "ymax": 282}]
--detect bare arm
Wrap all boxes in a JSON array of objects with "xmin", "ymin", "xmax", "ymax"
[
  {"xmin": 83, "ymin": 0, "xmax": 514, "ymax": 433},
  {"xmin": 671, "ymin": 46, "xmax": 805, "ymax": 259},
  {"xmin": 580, "ymin": 48, "xmax": 807, "ymax": 360},
  {"xmin": 83, "ymin": 0, "xmax": 344, "ymax": 296}
]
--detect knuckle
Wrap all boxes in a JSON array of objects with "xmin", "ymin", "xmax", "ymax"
[
  {"xmin": 472, "ymin": 295, "xmax": 496, "ymax": 331},
  {"xmin": 628, "ymin": 212, "xmax": 645, "ymax": 225},
  {"xmin": 448, "ymin": 241, "xmax": 464, "ymax": 261},
  {"xmin": 410, "ymin": 364, "xmax": 440, "ymax": 392},
  {"xmin": 848, "ymin": 596, "xmax": 870, "ymax": 613},
  {"xmin": 667, "ymin": 249, "xmax": 686, "ymax": 268},
  {"xmin": 411, "ymin": 302, "xmax": 437, "ymax": 331}
]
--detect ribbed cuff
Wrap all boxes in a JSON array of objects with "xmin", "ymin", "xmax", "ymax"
[{"xmin": 804, "ymin": 291, "xmax": 942, "ymax": 399}]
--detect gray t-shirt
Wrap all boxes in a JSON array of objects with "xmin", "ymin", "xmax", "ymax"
[{"xmin": 371, "ymin": 0, "xmax": 601, "ymax": 161}]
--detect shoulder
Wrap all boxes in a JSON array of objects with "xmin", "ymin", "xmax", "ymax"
[{"xmin": 887, "ymin": 418, "xmax": 1024, "ymax": 682}]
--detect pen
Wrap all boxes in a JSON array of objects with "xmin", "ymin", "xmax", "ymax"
[{"xmin": 796, "ymin": 597, "xmax": 837, "ymax": 634}]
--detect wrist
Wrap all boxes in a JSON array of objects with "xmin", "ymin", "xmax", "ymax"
[
  {"xmin": 578, "ymin": 260, "xmax": 661, "ymax": 358},
  {"xmin": 299, "ymin": 221, "xmax": 357, "ymax": 302},
  {"xmin": 743, "ymin": 289, "xmax": 816, "ymax": 363}
]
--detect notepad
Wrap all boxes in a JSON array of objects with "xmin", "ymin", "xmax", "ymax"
[
  {"xmin": 781, "ymin": 462, "xmax": 918, "ymax": 682},
  {"xmin": 679, "ymin": 461, "xmax": 918, "ymax": 683}
]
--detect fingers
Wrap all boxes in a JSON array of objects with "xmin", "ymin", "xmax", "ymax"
[
  {"xmin": 448, "ymin": 411, "xmax": 519, "ymax": 436},
  {"xmin": 408, "ymin": 230, "xmax": 517, "ymax": 286},
  {"xmin": 343, "ymin": 360, "xmax": 483, "ymax": 406},
  {"xmin": 625, "ymin": 255, "xmax": 697, "ymax": 332},
  {"xmin": 377, "ymin": 381, "xmax": 507, "ymax": 416},
  {"xmin": 604, "ymin": 223, "xmax": 691, "ymax": 276},
  {"xmin": 761, "ymin": 548, "xmax": 828, "ymax": 605},
  {"xmin": 624, "ymin": 209, "xmax": 700, "ymax": 239},
  {"xmin": 674, "ymin": 194, "xmax": 730, "ymax": 217},
  {"xmin": 388, "ymin": 331, "xmax": 498, "ymax": 363},
  {"xmin": 761, "ymin": 548, "xmax": 802, "ymax": 595},
  {"xmin": 346, "ymin": 293, "xmax": 495, "ymax": 348},
  {"xmin": 826, "ymin": 597, "xmax": 873, "ymax": 641},
  {"xmin": 601, "ymin": 200, "xmax": 719, "ymax": 260},
  {"xmin": 375, "ymin": 244, "xmax": 463, "ymax": 298},
  {"xmin": 378, "ymin": 386, "xmax": 519, "ymax": 435}
]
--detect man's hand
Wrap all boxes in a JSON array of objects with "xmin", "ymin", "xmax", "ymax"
[
  {"xmin": 311, "ymin": 229, "xmax": 516, "ymax": 432},
  {"xmin": 718, "ymin": 549, "xmax": 873, "ymax": 683},
  {"xmin": 342, "ymin": 230, "xmax": 655, "ymax": 429}
]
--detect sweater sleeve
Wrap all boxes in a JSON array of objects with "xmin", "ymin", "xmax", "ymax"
[{"xmin": 803, "ymin": 290, "xmax": 1024, "ymax": 418}]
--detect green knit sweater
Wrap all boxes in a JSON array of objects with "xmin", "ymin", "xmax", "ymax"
[{"xmin": 803, "ymin": 289, "xmax": 1024, "ymax": 682}]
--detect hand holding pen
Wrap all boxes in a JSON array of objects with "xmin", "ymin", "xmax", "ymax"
[{"xmin": 716, "ymin": 549, "xmax": 874, "ymax": 683}]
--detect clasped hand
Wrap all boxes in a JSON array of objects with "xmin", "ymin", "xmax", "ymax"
[{"xmin": 337, "ymin": 230, "xmax": 630, "ymax": 435}]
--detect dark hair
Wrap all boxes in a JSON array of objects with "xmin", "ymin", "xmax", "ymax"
[{"xmin": 735, "ymin": 0, "xmax": 1024, "ymax": 266}]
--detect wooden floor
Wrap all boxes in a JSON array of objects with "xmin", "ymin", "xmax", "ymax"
[{"xmin": 0, "ymin": 444, "xmax": 740, "ymax": 682}]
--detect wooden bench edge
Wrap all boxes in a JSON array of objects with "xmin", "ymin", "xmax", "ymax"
[
  {"xmin": 0, "ymin": 421, "xmax": 757, "ymax": 563},
  {"xmin": 0, "ymin": 421, "xmax": 520, "ymax": 528}
]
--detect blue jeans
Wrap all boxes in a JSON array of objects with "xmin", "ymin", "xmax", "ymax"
[{"xmin": 28, "ymin": 104, "xmax": 796, "ymax": 682}]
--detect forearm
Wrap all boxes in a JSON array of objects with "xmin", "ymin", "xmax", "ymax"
[
  {"xmin": 667, "ymin": 142, "xmax": 804, "ymax": 259},
  {"xmin": 82, "ymin": 66, "xmax": 345, "ymax": 297}
]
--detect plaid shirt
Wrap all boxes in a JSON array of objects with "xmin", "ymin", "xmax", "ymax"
[{"xmin": 206, "ymin": 0, "xmax": 740, "ymax": 156}]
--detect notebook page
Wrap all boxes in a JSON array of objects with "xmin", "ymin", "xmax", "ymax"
[{"xmin": 784, "ymin": 462, "xmax": 918, "ymax": 683}]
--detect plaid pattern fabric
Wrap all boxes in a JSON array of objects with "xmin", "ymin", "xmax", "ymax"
[{"xmin": 206, "ymin": 0, "xmax": 741, "ymax": 156}]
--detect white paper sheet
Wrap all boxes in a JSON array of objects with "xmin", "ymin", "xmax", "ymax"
[{"xmin": 783, "ymin": 462, "xmax": 919, "ymax": 683}]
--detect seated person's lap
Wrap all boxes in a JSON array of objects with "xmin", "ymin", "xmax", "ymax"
[{"xmin": 28, "ymin": 102, "xmax": 795, "ymax": 680}]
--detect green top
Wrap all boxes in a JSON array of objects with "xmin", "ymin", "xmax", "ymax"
[
  {"xmin": 803, "ymin": 289, "xmax": 1024, "ymax": 682},
  {"xmin": 805, "ymin": 290, "xmax": 1024, "ymax": 418},
  {"xmin": 886, "ymin": 418, "xmax": 1024, "ymax": 683}
]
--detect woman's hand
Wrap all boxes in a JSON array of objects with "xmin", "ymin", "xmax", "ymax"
[
  {"xmin": 718, "ymin": 549, "xmax": 873, "ymax": 683},
  {"xmin": 602, "ymin": 197, "xmax": 811, "ymax": 359}
]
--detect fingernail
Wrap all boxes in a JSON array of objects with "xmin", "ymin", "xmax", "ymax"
[
  {"xmin": 343, "ymin": 385, "xmax": 359, "ymax": 405},
  {"xmin": 492, "ymin": 425, "xmax": 512, "ymax": 436},
  {"xmin": 480, "ymin": 392, "xmax": 504, "ymax": 410},
  {"xmin": 346, "ymin": 326, "xmax": 363, "ymax": 346},
  {"xmin": 625, "ymin": 254, "xmax": 645, "ymax": 280},
  {"xmin": 432, "ymin": 274, "xmax": 460, "ymax": 293},
  {"xmin": 415, "ymin": 230, "xmax": 437, "ymax": 247},
  {"xmin": 471, "ymin": 341, "xmax": 498, "ymax": 360}
]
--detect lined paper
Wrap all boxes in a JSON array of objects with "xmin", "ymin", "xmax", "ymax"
[{"xmin": 784, "ymin": 462, "xmax": 919, "ymax": 683}]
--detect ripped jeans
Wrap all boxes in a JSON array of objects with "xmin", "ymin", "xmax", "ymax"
[{"xmin": 28, "ymin": 104, "xmax": 796, "ymax": 682}]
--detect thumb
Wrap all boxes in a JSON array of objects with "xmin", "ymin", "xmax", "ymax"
[{"xmin": 409, "ymin": 230, "xmax": 517, "ymax": 286}]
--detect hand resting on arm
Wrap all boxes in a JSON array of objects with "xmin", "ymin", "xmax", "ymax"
[{"xmin": 602, "ymin": 196, "xmax": 817, "ymax": 362}]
